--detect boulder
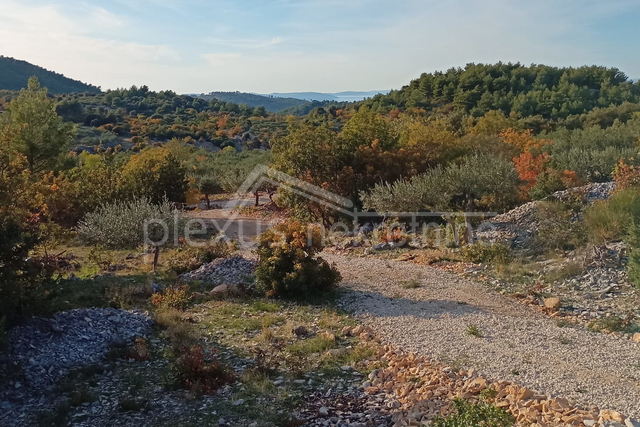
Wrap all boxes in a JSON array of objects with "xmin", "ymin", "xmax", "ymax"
[{"xmin": 543, "ymin": 297, "xmax": 561, "ymax": 311}]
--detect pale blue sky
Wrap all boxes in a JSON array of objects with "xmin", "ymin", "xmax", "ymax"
[{"xmin": 1, "ymin": 0, "xmax": 639, "ymax": 93}]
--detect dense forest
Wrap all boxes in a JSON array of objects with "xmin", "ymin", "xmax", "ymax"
[
  {"xmin": 0, "ymin": 56, "xmax": 101, "ymax": 94},
  {"xmin": 363, "ymin": 63, "xmax": 640, "ymax": 122}
]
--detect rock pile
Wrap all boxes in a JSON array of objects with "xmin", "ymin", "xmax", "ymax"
[
  {"xmin": 360, "ymin": 343, "xmax": 638, "ymax": 427},
  {"xmin": 181, "ymin": 255, "xmax": 256, "ymax": 285},
  {"xmin": 477, "ymin": 182, "xmax": 615, "ymax": 248},
  {"xmin": 299, "ymin": 388, "xmax": 392, "ymax": 427},
  {"xmin": 0, "ymin": 308, "xmax": 153, "ymax": 426}
]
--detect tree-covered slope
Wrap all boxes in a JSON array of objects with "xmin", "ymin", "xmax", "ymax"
[
  {"xmin": 196, "ymin": 91, "xmax": 309, "ymax": 113},
  {"xmin": 0, "ymin": 56, "xmax": 101, "ymax": 94},
  {"xmin": 363, "ymin": 62, "xmax": 640, "ymax": 119}
]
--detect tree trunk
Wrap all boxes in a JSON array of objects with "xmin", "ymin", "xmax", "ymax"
[
  {"xmin": 205, "ymin": 194, "xmax": 211, "ymax": 209},
  {"xmin": 153, "ymin": 245, "xmax": 161, "ymax": 272},
  {"xmin": 254, "ymin": 191, "xmax": 260, "ymax": 207},
  {"xmin": 445, "ymin": 215, "xmax": 460, "ymax": 247}
]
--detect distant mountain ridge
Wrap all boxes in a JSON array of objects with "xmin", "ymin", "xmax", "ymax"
[
  {"xmin": 194, "ymin": 90, "xmax": 389, "ymax": 113},
  {"xmin": 267, "ymin": 90, "xmax": 390, "ymax": 102},
  {"xmin": 196, "ymin": 91, "xmax": 308, "ymax": 112},
  {"xmin": 0, "ymin": 56, "xmax": 101, "ymax": 94}
]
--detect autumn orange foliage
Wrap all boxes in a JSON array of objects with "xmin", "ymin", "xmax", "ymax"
[{"xmin": 612, "ymin": 159, "xmax": 640, "ymax": 190}]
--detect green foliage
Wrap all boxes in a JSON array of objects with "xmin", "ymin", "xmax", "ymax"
[
  {"xmin": 0, "ymin": 215, "xmax": 54, "ymax": 325},
  {"xmin": 255, "ymin": 221, "xmax": 341, "ymax": 299},
  {"xmin": 151, "ymin": 285, "xmax": 192, "ymax": 311},
  {"xmin": 0, "ymin": 56, "xmax": 100, "ymax": 94},
  {"xmin": 362, "ymin": 154, "xmax": 521, "ymax": 214},
  {"xmin": 167, "ymin": 239, "xmax": 233, "ymax": 274},
  {"xmin": 461, "ymin": 243, "xmax": 510, "ymax": 264},
  {"xmin": 199, "ymin": 91, "xmax": 308, "ymax": 113},
  {"xmin": 466, "ymin": 324, "xmax": 483, "ymax": 338},
  {"xmin": 626, "ymin": 195, "xmax": 640, "ymax": 288},
  {"xmin": 197, "ymin": 175, "xmax": 221, "ymax": 208},
  {"xmin": 534, "ymin": 201, "xmax": 586, "ymax": 252},
  {"xmin": 363, "ymin": 62, "xmax": 639, "ymax": 121},
  {"xmin": 0, "ymin": 77, "xmax": 76, "ymax": 172},
  {"xmin": 585, "ymin": 187, "xmax": 639, "ymax": 244},
  {"xmin": 120, "ymin": 148, "xmax": 189, "ymax": 204},
  {"xmin": 432, "ymin": 399, "xmax": 515, "ymax": 427},
  {"xmin": 76, "ymin": 197, "xmax": 183, "ymax": 250}
]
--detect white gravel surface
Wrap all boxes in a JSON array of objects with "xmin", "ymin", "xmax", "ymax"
[{"xmin": 326, "ymin": 253, "xmax": 640, "ymax": 418}]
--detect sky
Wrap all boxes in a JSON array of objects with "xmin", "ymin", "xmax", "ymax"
[{"xmin": 1, "ymin": 0, "xmax": 640, "ymax": 94}]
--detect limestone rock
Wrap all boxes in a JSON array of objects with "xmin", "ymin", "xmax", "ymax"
[{"xmin": 544, "ymin": 297, "xmax": 561, "ymax": 311}]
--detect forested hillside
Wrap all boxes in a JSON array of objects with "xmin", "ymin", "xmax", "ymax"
[
  {"xmin": 0, "ymin": 56, "xmax": 101, "ymax": 94},
  {"xmin": 197, "ymin": 91, "xmax": 309, "ymax": 112},
  {"xmin": 52, "ymin": 86, "xmax": 285, "ymax": 151},
  {"xmin": 363, "ymin": 63, "xmax": 640, "ymax": 121}
]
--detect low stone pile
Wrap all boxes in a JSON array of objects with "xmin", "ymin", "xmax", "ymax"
[
  {"xmin": 181, "ymin": 255, "xmax": 256, "ymax": 285},
  {"xmin": 477, "ymin": 182, "xmax": 616, "ymax": 248},
  {"xmin": 344, "ymin": 327, "xmax": 638, "ymax": 427},
  {"xmin": 299, "ymin": 388, "xmax": 392, "ymax": 427},
  {"xmin": 0, "ymin": 308, "xmax": 153, "ymax": 426}
]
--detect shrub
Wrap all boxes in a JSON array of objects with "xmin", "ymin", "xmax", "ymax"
[
  {"xmin": 584, "ymin": 187, "xmax": 639, "ymax": 244},
  {"xmin": 151, "ymin": 285, "xmax": 192, "ymax": 311},
  {"xmin": 534, "ymin": 201, "xmax": 586, "ymax": 252},
  {"xmin": 167, "ymin": 238, "xmax": 234, "ymax": 274},
  {"xmin": 255, "ymin": 221, "xmax": 341, "ymax": 299},
  {"xmin": 626, "ymin": 196, "xmax": 640, "ymax": 288},
  {"xmin": 461, "ymin": 242, "xmax": 510, "ymax": 264},
  {"xmin": 120, "ymin": 148, "xmax": 189, "ymax": 204},
  {"xmin": 613, "ymin": 159, "xmax": 640, "ymax": 190},
  {"xmin": 432, "ymin": 399, "xmax": 515, "ymax": 427},
  {"xmin": 77, "ymin": 197, "xmax": 184, "ymax": 270},
  {"xmin": 170, "ymin": 344, "xmax": 234, "ymax": 395},
  {"xmin": 0, "ymin": 216, "xmax": 55, "ymax": 325}
]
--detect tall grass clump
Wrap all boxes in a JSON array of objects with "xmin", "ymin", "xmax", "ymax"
[{"xmin": 584, "ymin": 187, "xmax": 640, "ymax": 244}]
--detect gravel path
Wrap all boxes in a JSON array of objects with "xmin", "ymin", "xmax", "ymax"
[{"xmin": 327, "ymin": 253, "xmax": 640, "ymax": 418}]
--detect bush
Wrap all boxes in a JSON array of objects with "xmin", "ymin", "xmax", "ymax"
[
  {"xmin": 151, "ymin": 285, "xmax": 192, "ymax": 311},
  {"xmin": 0, "ymin": 216, "xmax": 55, "ymax": 325},
  {"xmin": 77, "ymin": 197, "xmax": 181, "ymax": 250},
  {"xmin": 167, "ymin": 238, "xmax": 234, "ymax": 274},
  {"xmin": 77, "ymin": 197, "xmax": 185, "ymax": 270},
  {"xmin": 534, "ymin": 201, "xmax": 586, "ymax": 252},
  {"xmin": 461, "ymin": 242, "xmax": 510, "ymax": 264},
  {"xmin": 626, "ymin": 196, "xmax": 640, "ymax": 288},
  {"xmin": 170, "ymin": 344, "xmax": 234, "ymax": 395},
  {"xmin": 584, "ymin": 187, "xmax": 639, "ymax": 244},
  {"xmin": 255, "ymin": 221, "xmax": 341, "ymax": 299},
  {"xmin": 432, "ymin": 399, "xmax": 515, "ymax": 427}
]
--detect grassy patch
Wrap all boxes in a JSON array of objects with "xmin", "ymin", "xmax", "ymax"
[
  {"xmin": 432, "ymin": 399, "xmax": 515, "ymax": 427},
  {"xmin": 287, "ymin": 335, "xmax": 337, "ymax": 356},
  {"xmin": 466, "ymin": 324, "xmax": 483, "ymax": 338},
  {"xmin": 401, "ymin": 279, "xmax": 421, "ymax": 289}
]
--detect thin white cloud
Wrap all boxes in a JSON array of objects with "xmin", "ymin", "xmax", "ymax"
[
  {"xmin": 0, "ymin": 0, "xmax": 181, "ymax": 90},
  {"xmin": 1, "ymin": 0, "xmax": 639, "ymax": 92},
  {"xmin": 204, "ymin": 37, "xmax": 286, "ymax": 50}
]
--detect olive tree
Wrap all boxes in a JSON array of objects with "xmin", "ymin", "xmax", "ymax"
[
  {"xmin": 77, "ymin": 197, "xmax": 187, "ymax": 270},
  {"xmin": 361, "ymin": 155, "xmax": 521, "ymax": 244}
]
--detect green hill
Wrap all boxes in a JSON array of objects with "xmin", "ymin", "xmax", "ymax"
[
  {"xmin": 362, "ymin": 62, "xmax": 640, "ymax": 120},
  {"xmin": 0, "ymin": 56, "xmax": 101, "ymax": 94},
  {"xmin": 197, "ymin": 91, "xmax": 309, "ymax": 113}
]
